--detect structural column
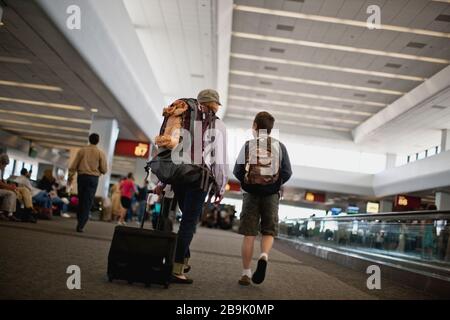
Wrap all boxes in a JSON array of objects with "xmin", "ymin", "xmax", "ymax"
[
  {"xmin": 89, "ymin": 116, "xmax": 119, "ymax": 199},
  {"xmin": 385, "ymin": 153, "xmax": 397, "ymax": 169},
  {"xmin": 441, "ymin": 129, "xmax": 450, "ymax": 152},
  {"xmin": 380, "ymin": 199, "xmax": 393, "ymax": 213},
  {"xmin": 436, "ymin": 192, "xmax": 450, "ymax": 210}
]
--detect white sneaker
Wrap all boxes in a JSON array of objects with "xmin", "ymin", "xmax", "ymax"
[
  {"xmin": 62, "ymin": 213, "xmax": 71, "ymax": 218},
  {"xmin": 117, "ymin": 221, "xmax": 126, "ymax": 226}
]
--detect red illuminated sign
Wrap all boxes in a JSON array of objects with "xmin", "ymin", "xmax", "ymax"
[
  {"xmin": 115, "ymin": 140, "xmax": 150, "ymax": 158},
  {"xmin": 394, "ymin": 195, "xmax": 421, "ymax": 211},
  {"xmin": 304, "ymin": 192, "xmax": 325, "ymax": 203}
]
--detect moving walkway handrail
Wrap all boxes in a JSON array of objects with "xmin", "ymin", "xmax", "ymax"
[{"xmin": 284, "ymin": 210, "xmax": 450, "ymax": 223}]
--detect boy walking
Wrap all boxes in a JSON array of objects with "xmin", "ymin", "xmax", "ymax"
[{"xmin": 233, "ymin": 112, "xmax": 292, "ymax": 285}]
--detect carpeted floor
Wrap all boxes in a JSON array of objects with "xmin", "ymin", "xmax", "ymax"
[{"xmin": 0, "ymin": 217, "xmax": 436, "ymax": 300}]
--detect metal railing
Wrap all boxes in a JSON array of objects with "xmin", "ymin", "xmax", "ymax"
[{"xmin": 279, "ymin": 210, "xmax": 450, "ymax": 269}]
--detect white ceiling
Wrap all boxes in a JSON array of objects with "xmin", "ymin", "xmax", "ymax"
[
  {"xmin": 123, "ymin": 0, "xmax": 217, "ymax": 105},
  {"xmin": 225, "ymin": 0, "xmax": 450, "ymax": 155},
  {"xmin": 0, "ymin": 0, "xmax": 150, "ymax": 152}
]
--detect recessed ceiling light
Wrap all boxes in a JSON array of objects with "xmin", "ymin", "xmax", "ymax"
[
  {"xmin": 1, "ymin": 119, "xmax": 90, "ymax": 133},
  {"xmin": 229, "ymin": 105, "xmax": 360, "ymax": 124},
  {"xmin": 228, "ymin": 95, "xmax": 373, "ymax": 116},
  {"xmin": 23, "ymin": 136, "xmax": 85, "ymax": 147},
  {"xmin": 431, "ymin": 105, "xmax": 448, "ymax": 110},
  {"xmin": 3, "ymin": 127, "xmax": 87, "ymax": 141},
  {"xmin": 230, "ymin": 70, "xmax": 404, "ymax": 95},
  {"xmin": 0, "ymin": 80, "xmax": 62, "ymax": 92},
  {"xmin": 435, "ymin": 14, "xmax": 450, "ymax": 22},
  {"xmin": 234, "ymin": 5, "xmax": 450, "ymax": 39},
  {"xmin": 385, "ymin": 63, "xmax": 402, "ymax": 69},
  {"xmin": 264, "ymin": 66, "xmax": 278, "ymax": 71},
  {"xmin": 226, "ymin": 113, "xmax": 351, "ymax": 132},
  {"xmin": 0, "ymin": 96, "xmax": 85, "ymax": 111},
  {"xmin": 232, "ymin": 32, "xmax": 450, "ymax": 64},
  {"xmin": 269, "ymin": 47, "xmax": 285, "ymax": 53},
  {"xmin": 90, "ymin": 108, "xmax": 98, "ymax": 113},
  {"xmin": 0, "ymin": 109, "xmax": 92, "ymax": 124},
  {"xmin": 276, "ymin": 24, "xmax": 294, "ymax": 31},
  {"xmin": 406, "ymin": 42, "xmax": 427, "ymax": 49},
  {"xmin": 0, "ymin": 56, "xmax": 31, "ymax": 64},
  {"xmin": 229, "ymin": 83, "xmax": 386, "ymax": 107},
  {"xmin": 231, "ymin": 53, "xmax": 424, "ymax": 81}
]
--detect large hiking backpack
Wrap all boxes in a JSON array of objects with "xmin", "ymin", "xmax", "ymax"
[
  {"xmin": 146, "ymin": 98, "xmax": 217, "ymax": 192},
  {"xmin": 244, "ymin": 136, "xmax": 280, "ymax": 185}
]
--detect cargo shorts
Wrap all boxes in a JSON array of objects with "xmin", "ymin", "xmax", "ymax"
[{"xmin": 238, "ymin": 192, "xmax": 280, "ymax": 237}]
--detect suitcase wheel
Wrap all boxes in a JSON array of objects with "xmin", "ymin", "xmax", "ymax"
[
  {"xmin": 128, "ymin": 281, "xmax": 133, "ymax": 285},
  {"xmin": 145, "ymin": 283, "xmax": 151, "ymax": 288}
]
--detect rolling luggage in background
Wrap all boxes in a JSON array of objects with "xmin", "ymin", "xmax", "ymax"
[{"xmin": 107, "ymin": 200, "xmax": 177, "ymax": 288}]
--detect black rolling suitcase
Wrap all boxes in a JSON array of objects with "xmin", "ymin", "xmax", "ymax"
[{"xmin": 107, "ymin": 198, "xmax": 177, "ymax": 288}]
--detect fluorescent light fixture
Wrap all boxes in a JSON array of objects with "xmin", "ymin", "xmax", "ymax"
[
  {"xmin": 232, "ymin": 32, "xmax": 450, "ymax": 64},
  {"xmin": 0, "ymin": 97, "xmax": 85, "ymax": 111},
  {"xmin": 1, "ymin": 119, "xmax": 90, "ymax": 133},
  {"xmin": 230, "ymin": 70, "xmax": 404, "ymax": 95},
  {"xmin": 226, "ymin": 113, "xmax": 351, "ymax": 132},
  {"xmin": 0, "ymin": 80, "xmax": 62, "ymax": 91},
  {"xmin": 228, "ymin": 105, "xmax": 360, "ymax": 124},
  {"xmin": 228, "ymin": 95, "xmax": 374, "ymax": 116},
  {"xmin": 229, "ymin": 83, "xmax": 386, "ymax": 107},
  {"xmin": 90, "ymin": 108, "xmax": 98, "ymax": 113},
  {"xmin": 230, "ymin": 53, "xmax": 425, "ymax": 82},
  {"xmin": 234, "ymin": 5, "xmax": 450, "ymax": 39},
  {"xmin": 0, "ymin": 109, "xmax": 91, "ymax": 124},
  {"xmin": 22, "ymin": 136, "xmax": 86, "ymax": 147},
  {"xmin": 3, "ymin": 127, "xmax": 87, "ymax": 141},
  {"xmin": 0, "ymin": 56, "xmax": 31, "ymax": 64},
  {"xmin": 38, "ymin": 142, "xmax": 82, "ymax": 150},
  {"xmin": 431, "ymin": 0, "xmax": 450, "ymax": 3}
]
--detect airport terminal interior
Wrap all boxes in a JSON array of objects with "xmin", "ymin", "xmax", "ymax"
[{"xmin": 0, "ymin": 0, "xmax": 450, "ymax": 300}]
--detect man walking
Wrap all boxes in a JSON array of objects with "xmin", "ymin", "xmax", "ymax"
[{"xmin": 69, "ymin": 133, "xmax": 107, "ymax": 232}]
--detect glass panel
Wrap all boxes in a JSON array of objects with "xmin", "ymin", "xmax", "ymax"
[{"xmin": 279, "ymin": 212, "xmax": 450, "ymax": 269}]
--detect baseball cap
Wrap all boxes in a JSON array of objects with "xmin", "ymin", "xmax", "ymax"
[{"xmin": 197, "ymin": 89, "xmax": 221, "ymax": 105}]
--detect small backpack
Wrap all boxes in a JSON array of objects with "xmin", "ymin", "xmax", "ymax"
[
  {"xmin": 244, "ymin": 136, "xmax": 280, "ymax": 185},
  {"xmin": 146, "ymin": 99, "xmax": 217, "ymax": 192}
]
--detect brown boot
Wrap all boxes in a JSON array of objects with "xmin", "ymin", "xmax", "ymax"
[{"xmin": 238, "ymin": 275, "xmax": 251, "ymax": 286}]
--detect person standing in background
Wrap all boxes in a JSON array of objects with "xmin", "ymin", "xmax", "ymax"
[
  {"xmin": 111, "ymin": 178, "xmax": 124, "ymax": 222},
  {"xmin": 69, "ymin": 133, "xmax": 107, "ymax": 233},
  {"xmin": 118, "ymin": 172, "xmax": 136, "ymax": 225},
  {"xmin": 136, "ymin": 179, "xmax": 150, "ymax": 225}
]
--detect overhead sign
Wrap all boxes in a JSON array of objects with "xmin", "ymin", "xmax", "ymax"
[
  {"xmin": 304, "ymin": 191, "xmax": 325, "ymax": 203},
  {"xmin": 347, "ymin": 206, "xmax": 360, "ymax": 214},
  {"xmin": 115, "ymin": 140, "xmax": 150, "ymax": 158},
  {"xmin": 366, "ymin": 202, "xmax": 379, "ymax": 213},
  {"xmin": 394, "ymin": 195, "xmax": 421, "ymax": 211}
]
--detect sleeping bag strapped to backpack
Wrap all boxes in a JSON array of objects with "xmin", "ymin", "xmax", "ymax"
[{"xmin": 146, "ymin": 98, "xmax": 217, "ymax": 191}]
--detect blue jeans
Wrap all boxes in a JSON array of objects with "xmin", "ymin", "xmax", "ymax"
[
  {"xmin": 33, "ymin": 191, "xmax": 51, "ymax": 208},
  {"xmin": 77, "ymin": 175, "xmax": 99, "ymax": 230},
  {"xmin": 52, "ymin": 196, "xmax": 68, "ymax": 213},
  {"xmin": 137, "ymin": 200, "xmax": 147, "ymax": 223},
  {"xmin": 173, "ymin": 185, "xmax": 207, "ymax": 264}
]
